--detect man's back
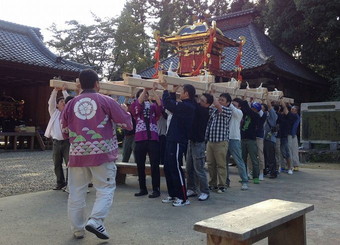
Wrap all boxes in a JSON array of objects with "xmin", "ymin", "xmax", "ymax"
[{"xmin": 62, "ymin": 91, "xmax": 132, "ymax": 167}]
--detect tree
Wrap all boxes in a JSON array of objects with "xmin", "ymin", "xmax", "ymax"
[
  {"xmin": 111, "ymin": 0, "xmax": 153, "ymax": 80},
  {"xmin": 265, "ymin": 0, "xmax": 304, "ymax": 55},
  {"xmin": 263, "ymin": 0, "xmax": 340, "ymax": 100},
  {"xmin": 47, "ymin": 15, "xmax": 116, "ymax": 77},
  {"xmin": 229, "ymin": 0, "xmax": 254, "ymax": 13},
  {"xmin": 209, "ymin": 0, "xmax": 230, "ymax": 16},
  {"xmin": 147, "ymin": 0, "xmax": 211, "ymax": 59}
]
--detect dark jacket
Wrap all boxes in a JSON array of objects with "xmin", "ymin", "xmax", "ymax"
[
  {"xmin": 162, "ymin": 90, "xmax": 196, "ymax": 144},
  {"xmin": 240, "ymin": 100, "xmax": 260, "ymax": 140},
  {"xmin": 189, "ymin": 102, "xmax": 210, "ymax": 143}
]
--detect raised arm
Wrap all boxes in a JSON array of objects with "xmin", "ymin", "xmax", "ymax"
[{"xmin": 48, "ymin": 88, "xmax": 59, "ymax": 116}]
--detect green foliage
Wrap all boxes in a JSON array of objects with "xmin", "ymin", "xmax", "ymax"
[
  {"xmin": 263, "ymin": 0, "xmax": 340, "ymax": 96},
  {"xmin": 47, "ymin": 15, "xmax": 116, "ymax": 76},
  {"xmin": 111, "ymin": 0, "xmax": 153, "ymax": 80}
]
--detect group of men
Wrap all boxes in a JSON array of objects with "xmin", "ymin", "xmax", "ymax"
[{"xmin": 45, "ymin": 68, "xmax": 300, "ymax": 240}]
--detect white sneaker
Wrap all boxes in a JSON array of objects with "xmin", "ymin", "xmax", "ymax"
[
  {"xmin": 172, "ymin": 198, "xmax": 190, "ymax": 207},
  {"xmin": 288, "ymin": 169, "xmax": 293, "ymax": 175},
  {"xmin": 186, "ymin": 189, "xmax": 197, "ymax": 197},
  {"xmin": 73, "ymin": 230, "xmax": 85, "ymax": 239},
  {"xmin": 248, "ymin": 171, "xmax": 253, "ymax": 180},
  {"xmin": 85, "ymin": 219, "xmax": 109, "ymax": 240},
  {"xmin": 198, "ymin": 193, "xmax": 209, "ymax": 201},
  {"xmin": 259, "ymin": 173, "xmax": 264, "ymax": 181},
  {"xmin": 63, "ymin": 186, "xmax": 69, "ymax": 194},
  {"xmin": 241, "ymin": 183, "xmax": 249, "ymax": 190},
  {"xmin": 162, "ymin": 196, "xmax": 176, "ymax": 203}
]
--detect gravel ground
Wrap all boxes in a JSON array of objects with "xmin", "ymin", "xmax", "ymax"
[
  {"xmin": 1, "ymin": 149, "xmax": 339, "ymax": 198},
  {"xmin": 0, "ymin": 150, "xmax": 56, "ymax": 198},
  {"xmin": 0, "ymin": 148, "xmax": 128, "ymax": 198}
]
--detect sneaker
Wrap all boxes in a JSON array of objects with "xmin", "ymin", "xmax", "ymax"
[
  {"xmin": 53, "ymin": 183, "xmax": 66, "ymax": 190},
  {"xmin": 172, "ymin": 198, "xmax": 190, "ymax": 207},
  {"xmin": 248, "ymin": 172, "xmax": 253, "ymax": 180},
  {"xmin": 186, "ymin": 189, "xmax": 197, "ymax": 197},
  {"xmin": 241, "ymin": 183, "xmax": 248, "ymax": 190},
  {"xmin": 293, "ymin": 166, "xmax": 299, "ymax": 171},
  {"xmin": 209, "ymin": 186, "xmax": 218, "ymax": 192},
  {"xmin": 288, "ymin": 169, "xmax": 293, "ymax": 175},
  {"xmin": 217, "ymin": 187, "xmax": 225, "ymax": 193},
  {"xmin": 253, "ymin": 178, "xmax": 260, "ymax": 184},
  {"xmin": 134, "ymin": 189, "xmax": 148, "ymax": 197},
  {"xmin": 73, "ymin": 230, "xmax": 85, "ymax": 239},
  {"xmin": 148, "ymin": 191, "xmax": 160, "ymax": 198},
  {"xmin": 269, "ymin": 175, "xmax": 277, "ymax": 179},
  {"xmin": 85, "ymin": 219, "xmax": 109, "ymax": 240},
  {"xmin": 162, "ymin": 196, "xmax": 176, "ymax": 203},
  {"xmin": 259, "ymin": 173, "xmax": 264, "ymax": 181},
  {"xmin": 63, "ymin": 186, "xmax": 69, "ymax": 194},
  {"xmin": 198, "ymin": 193, "xmax": 209, "ymax": 201}
]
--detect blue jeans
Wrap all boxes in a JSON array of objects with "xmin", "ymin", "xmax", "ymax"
[
  {"xmin": 186, "ymin": 141, "xmax": 209, "ymax": 194},
  {"xmin": 228, "ymin": 139, "xmax": 248, "ymax": 183}
]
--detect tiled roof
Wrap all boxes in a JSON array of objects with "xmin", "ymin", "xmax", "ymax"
[
  {"xmin": 0, "ymin": 19, "xmax": 88, "ymax": 72},
  {"xmin": 139, "ymin": 55, "xmax": 179, "ymax": 78},
  {"xmin": 224, "ymin": 23, "xmax": 323, "ymax": 81},
  {"xmin": 140, "ymin": 22, "xmax": 323, "ymax": 84}
]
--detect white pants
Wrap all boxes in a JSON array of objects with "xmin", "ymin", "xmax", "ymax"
[
  {"xmin": 68, "ymin": 162, "xmax": 117, "ymax": 231},
  {"xmin": 288, "ymin": 135, "xmax": 300, "ymax": 167}
]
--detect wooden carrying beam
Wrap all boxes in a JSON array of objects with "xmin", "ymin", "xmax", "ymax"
[
  {"xmin": 51, "ymin": 78, "xmax": 294, "ymax": 103},
  {"xmin": 50, "ymin": 79, "xmax": 136, "ymax": 97},
  {"xmin": 123, "ymin": 73, "xmax": 161, "ymax": 89},
  {"xmin": 159, "ymin": 72, "xmax": 213, "ymax": 91}
]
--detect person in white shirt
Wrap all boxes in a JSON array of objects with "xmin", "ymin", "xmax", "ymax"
[
  {"xmin": 227, "ymin": 98, "xmax": 249, "ymax": 190},
  {"xmin": 44, "ymin": 86, "xmax": 70, "ymax": 190}
]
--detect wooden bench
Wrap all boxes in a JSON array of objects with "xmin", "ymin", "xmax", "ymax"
[
  {"xmin": 298, "ymin": 150, "xmax": 308, "ymax": 163},
  {"xmin": 115, "ymin": 162, "xmax": 186, "ymax": 184},
  {"xmin": 0, "ymin": 131, "xmax": 45, "ymax": 151},
  {"xmin": 194, "ymin": 199, "xmax": 314, "ymax": 245}
]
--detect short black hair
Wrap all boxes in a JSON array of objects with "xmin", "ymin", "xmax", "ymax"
[
  {"xmin": 65, "ymin": 96, "xmax": 74, "ymax": 104},
  {"xmin": 79, "ymin": 69, "xmax": 99, "ymax": 89},
  {"xmin": 220, "ymin": 93, "xmax": 232, "ymax": 103},
  {"xmin": 202, "ymin": 93, "xmax": 214, "ymax": 105},
  {"xmin": 262, "ymin": 103, "xmax": 268, "ymax": 112},
  {"xmin": 232, "ymin": 97, "xmax": 243, "ymax": 104},
  {"xmin": 136, "ymin": 89, "xmax": 148, "ymax": 99},
  {"xmin": 56, "ymin": 97, "xmax": 64, "ymax": 104},
  {"xmin": 183, "ymin": 84, "xmax": 196, "ymax": 100}
]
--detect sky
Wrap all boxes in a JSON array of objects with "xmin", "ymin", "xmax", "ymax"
[{"xmin": 0, "ymin": 0, "xmax": 126, "ymax": 41}]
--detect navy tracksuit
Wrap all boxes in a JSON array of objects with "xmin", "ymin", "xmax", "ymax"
[{"xmin": 162, "ymin": 90, "xmax": 195, "ymax": 201}]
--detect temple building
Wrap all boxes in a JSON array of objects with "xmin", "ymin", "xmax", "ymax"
[
  {"xmin": 140, "ymin": 9, "xmax": 327, "ymax": 103},
  {"xmin": 0, "ymin": 20, "xmax": 88, "ymax": 131}
]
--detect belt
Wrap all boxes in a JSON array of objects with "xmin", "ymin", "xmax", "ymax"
[{"xmin": 53, "ymin": 139, "xmax": 68, "ymax": 142}]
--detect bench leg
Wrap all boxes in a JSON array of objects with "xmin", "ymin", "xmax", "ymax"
[
  {"xmin": 116, "ymin": 173, "xmax": 127, "ymax": 184},
  {"xmin": 30, "ymin": 136, "xmax": 34, "ymax": 150},
  {"xmin": 207, "ymin": 234, "xmax": 251, "ymax": 245},
  {"xmin": 13, "ymin": 136, "xmax": 17, "ymax": 150},
  {"xmin": 268, "ymin": 215, "xmax": 306, "ymax": 245}
]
